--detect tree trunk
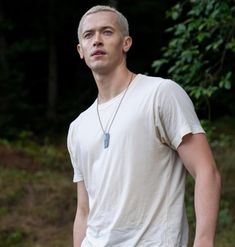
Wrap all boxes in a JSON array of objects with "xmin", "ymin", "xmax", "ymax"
[
  {"xmin": 0, "ymin": 1, "xmax": 8, "ymax": 76},
  {"xmin": 47, "ymin": 0, "xmax": 58, "ymax": 120},
  {"xmin": 47, "ymin": 36, "xmax": 57, "ymax": 120}
]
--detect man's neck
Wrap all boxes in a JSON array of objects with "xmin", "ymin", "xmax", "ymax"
[{"xmin": 93, "ymin": 68, "xmax": 134, "ymax": 103}]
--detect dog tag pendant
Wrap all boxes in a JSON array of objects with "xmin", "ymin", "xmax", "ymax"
[{"xmin": 104, "ymin": 133, "xmax": 110, "ymax": 149}]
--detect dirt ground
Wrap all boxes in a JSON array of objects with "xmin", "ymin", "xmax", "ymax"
[{"xmin": 0, "ymin": 144, "xmax": 76, "ymax": 247}]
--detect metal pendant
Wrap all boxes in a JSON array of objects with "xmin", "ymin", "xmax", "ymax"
[{"xmin": 104, "ymin": 133, "xmax": 110, "ymax": 149}]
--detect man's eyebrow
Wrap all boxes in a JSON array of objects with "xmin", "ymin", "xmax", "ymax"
[
  {"xmin": 83, "ymin": 26, "xmax": 115, "ymax": 34},
  {"xmin": 82, "ymin": 29, "xmax": 93, "ymax": 35},
  {"xmin": 101, "ymin": 26, "xmax": 115, "ymax": 30}
]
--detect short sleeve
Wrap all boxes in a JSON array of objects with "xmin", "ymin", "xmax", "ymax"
[
  {"xmin": 67, "ymin": 121, "xmax": 84, "ymax": 182},
  {"xmin": 154, "ymin": 79, "xmax": 205, "ymax": 150}
]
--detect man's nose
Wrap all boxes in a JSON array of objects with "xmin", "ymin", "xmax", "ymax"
[{"xmin": 93, "ymin": 32, "xmax": 103, "ymax": 46}]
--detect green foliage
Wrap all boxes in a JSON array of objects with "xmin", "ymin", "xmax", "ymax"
[
  {"xmin": 152, "ymin": 0, "xmax": 235, "ymax": 117},
  {"xmin": 0, "ymin": 133, "xmax": 69, "ymax": 172},
  {"xmin": 218, "ymin": 200, "xmax": 234, "ymax": 230},
  {"xmin": 0, "ymin": 229, "xmax": 24, "ymax": 247}
]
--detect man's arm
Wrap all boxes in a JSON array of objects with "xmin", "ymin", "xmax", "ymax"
[
  {"xmin": 73, "ymin": 181, "xmax": 89, "ymax": 247},
  {"xmin": 177, "ymin": 133, "xmax": 221, "ymax": 247}
]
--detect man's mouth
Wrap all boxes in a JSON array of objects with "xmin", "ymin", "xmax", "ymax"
[{"xmin": 91, "ymin": 50, "xmax": 106, "ymax": 56}]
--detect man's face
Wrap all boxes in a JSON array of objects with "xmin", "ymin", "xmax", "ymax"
[{"xmin": 77, "ymin": 11, "xmax": 131, "ymax": 74}]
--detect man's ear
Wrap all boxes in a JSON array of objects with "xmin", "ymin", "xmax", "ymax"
[
  {"xmin": 77, "ymin": 44, "xmax": 84, "ymax": 59},
  {"xmin": 122, "ymin": 36, "xmax": 132, "ymax": 53}
]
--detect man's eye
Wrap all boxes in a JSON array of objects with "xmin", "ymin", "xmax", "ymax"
[
  {"xmin": 84, "ymin": 33, "xmax": 92, "ymax": 39},
  {"xmin": 103, "ymin": 30, "xmax": 112, "ymax": 35}
]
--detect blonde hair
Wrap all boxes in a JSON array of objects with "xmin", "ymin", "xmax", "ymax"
[{"xmin": 77, "ymin": 5, "xmax": 129, "ymax": 41}]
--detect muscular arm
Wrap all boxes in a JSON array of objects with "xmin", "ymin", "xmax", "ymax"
[
  {"xmin": 73, "ymin": 181, "xmax": 89, "ymax": 247},
  {"xmin": 177, "ymin": 133, "xmax": 221, "ymax": 247}
]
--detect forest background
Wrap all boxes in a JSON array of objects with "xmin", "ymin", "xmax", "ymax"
[{"xmin": 0, "ymin": 0, "xmax": 234, "ymax": 246}]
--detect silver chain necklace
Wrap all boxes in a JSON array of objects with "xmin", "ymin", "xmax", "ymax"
[{"xmin": 96, "ymin": 73, "xmax": 133, "ymax": 149}]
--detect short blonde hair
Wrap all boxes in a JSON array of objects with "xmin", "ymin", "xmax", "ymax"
[{"xmin": 77, "ymin": 5, "xmax": 129, "ymax": 42}]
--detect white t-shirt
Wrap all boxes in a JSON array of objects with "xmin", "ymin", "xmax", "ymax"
[{"xmin": 67, "ymin": 74, "xmax": 205, "ymax": 247}]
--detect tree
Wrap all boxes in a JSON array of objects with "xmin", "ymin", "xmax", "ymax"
[
  {"xmin": 0, "ymin": 1, "xmax": 8, "ymax": 76},
  {"xmin": 152, "ymin": 0, "xmax": 235, "ymax": 119},
  {"xmin": 47, "ymin": 0, "xmax": 58, "ymax": 120},
  {"xmin": 0, "ymin": 0, "xmax": 178, "ymax": 138}
]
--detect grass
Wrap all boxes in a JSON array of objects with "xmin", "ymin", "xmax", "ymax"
[
  {"xmin": 0, "ymin": 116, "xmax": 235, "ymax": 246},
  {"xmin": 0, "ymin": 138, "xmax": 76, "ymax": 247},
  {"xmin": 0, "ymin": 166, "xmax": 76, "ymax": 247}
]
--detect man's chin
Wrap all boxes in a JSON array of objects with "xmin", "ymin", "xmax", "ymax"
[{"xmin": 89, "ymin": 64, "xmax": 112, "ymax": 74}]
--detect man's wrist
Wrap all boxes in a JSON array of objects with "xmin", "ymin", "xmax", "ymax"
[{"xmin": 193, "ymin": 238, "xmax": 214, "ymax": 247}]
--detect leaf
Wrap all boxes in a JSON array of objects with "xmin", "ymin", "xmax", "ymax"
[
  {"xmin": 166, "ymin": 3, "xmax": 182, "ymax": 20},
  {"xmin": 196, "ymin": 32, "xmax": 210, "ymax": 43},
  {"xmin": 219, "ymin": 72, "xmax": 232, "ymax": 90},
  {"xmin": 151, "ymin": 59, "xmax": 167, "ymax": 73},
  {"xmin": 226, "ymin": 39, "xmax": 235, "ymax": 52},
  {"xmin": 175, "ymin": 23, "xmax": 186, "ymax": 35}
]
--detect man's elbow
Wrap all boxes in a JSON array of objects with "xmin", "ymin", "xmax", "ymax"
[
  {"xmin": 205, "ymin": 165, "xmax": 221, "ymax": 193},
  {"xmin": 196, "ymin": 164, "xmax": 221, "ymax": 192}
]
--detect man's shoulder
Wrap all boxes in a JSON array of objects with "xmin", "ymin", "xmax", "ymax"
[
  {"xmin": 137, "ymin": 74, "xmax": 174, "ymax": 87},
  {"xmin": 69, "ymin": 100, "xmax": 96, "ymax": 129},
  {"xmin": 137, "ymin": 74, "xmax": 180, "ymax": 94},
  {"xmin": 138, "ymin": 74, "xmax": 165, "ymax": 83}
]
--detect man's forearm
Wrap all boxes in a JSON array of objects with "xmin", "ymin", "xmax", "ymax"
[
  {"xmin": 193, "ymin": 168, "xmax": 221, "ymax": 246},
  {"xmin": 73, "ymin": 210, "xmax": 88, "ymax": 247}
]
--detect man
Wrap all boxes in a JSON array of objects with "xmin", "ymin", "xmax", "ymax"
[{"xmin": 67, "ymin": 5, "xmax": 221, "ymax": 247}]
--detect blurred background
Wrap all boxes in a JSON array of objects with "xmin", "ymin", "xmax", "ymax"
[{"xmin": 0, "ymin": 0, "xmax": 234, "ymax": 246}]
